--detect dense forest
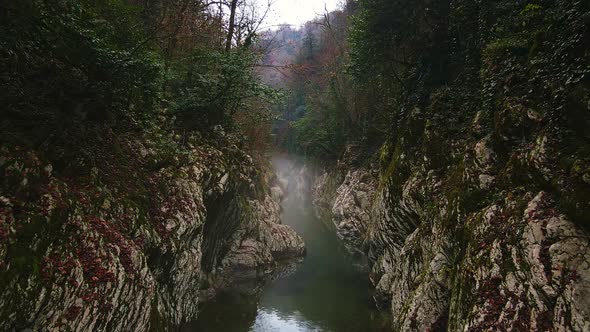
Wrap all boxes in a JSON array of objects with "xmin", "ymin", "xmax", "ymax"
[{"xmin": 1, "ymin": 0, "xmax": 589, "ymax": 331}]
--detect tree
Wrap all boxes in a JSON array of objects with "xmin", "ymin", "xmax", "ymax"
[{"xmin": 225, "ymin": 0, "xmax": 239, "ymax": 51}]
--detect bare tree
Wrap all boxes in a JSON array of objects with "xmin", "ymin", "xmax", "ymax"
[{"xmin": 225, "ymin": 0, "xmax": 239, "ymax": 51}]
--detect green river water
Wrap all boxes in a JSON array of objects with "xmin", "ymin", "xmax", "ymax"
[{"xmin": 189, "ymin": 158, "xmax": 390, "ymax": 332}]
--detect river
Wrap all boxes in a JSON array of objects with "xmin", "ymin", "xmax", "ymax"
[{"xmin": 190, "ymin": 157, "xmax": 390, "ymax": 332}]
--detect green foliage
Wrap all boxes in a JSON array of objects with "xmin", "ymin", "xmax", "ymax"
[
  {"xmin": 1, "ymin": 0, "xmax": 161, "ymax": 146},
  {"xmin": 169, "ymin": 49, "xmax": 278, "ymax": 130},
  {"xmin": 483, "ymin": 36, "xmax": 531, "ymax": 60},
  {"xmin": 348, "ymin": 0, "xmax": 397, "ymax": 83},
  {"xmin": 270, "ymin": 10, "xmax": 366, "ymax": 161},
  {"xmin": 1, "ymin": 0, "xmax": 279, "ymax": 163},
  {"xmin": 348, "ymin": 0, "xmax": 449, "ymax": 85},
  {"xmin": 521, "ymin": 4, "xmax": 543, "ymax": 15},
  {"xmin": 345, "ymin": 0, "xmax": 452, "ymax": 154},
  {"xmin": 292, "ymin": 102, "xmax": 346, "ymax": 159}
]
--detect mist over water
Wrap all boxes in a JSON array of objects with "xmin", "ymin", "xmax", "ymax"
[{"xmin": 192, "ymin": 155, "xmax": 389, "ymax": 332}]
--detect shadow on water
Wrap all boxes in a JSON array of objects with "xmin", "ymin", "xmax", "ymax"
[{"xmin": 189, "ymin": 156, "xmax": 391, "ymax": 332}]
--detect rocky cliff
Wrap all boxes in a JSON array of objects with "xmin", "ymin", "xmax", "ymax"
[
  {"xmin": 314, "ymin": 146, "xmax": 590, "ymax": 332},
  {"xmin": 0, "ymin": 130, "xmax": 304, "ymax": 331},
  {"xmin": 311, "ymin": 0, "xmax": 590, "ymax": 330}
]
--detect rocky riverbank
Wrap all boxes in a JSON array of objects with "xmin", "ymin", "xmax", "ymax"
[
  {"xmin": 312, "ymin": 149, "xmax": 590, "ymax": 331},
  {"xmin": 0, "ymin": 131, "xmax": 304, "ymax": 331}
]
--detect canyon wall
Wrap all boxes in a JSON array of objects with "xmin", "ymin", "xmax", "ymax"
[
  {"xmin": 311, "ymin": 0, "xmax": 590, "ymax": 330},
  {"xmin": 0, "ymin": 131, "xmax": 304, "ymax": 331}
]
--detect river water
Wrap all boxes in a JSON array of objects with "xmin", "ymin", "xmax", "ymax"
[{"xmin": 190, "ymin": 157, "xmax": 390, "ymax": 332}]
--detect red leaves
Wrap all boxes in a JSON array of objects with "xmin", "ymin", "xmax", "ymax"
[
  {"xmin": 526, "ymin": 207, "xmax": 540, "ymax": 223},
  {"xmin": 88, "ymin": 216, "xmax": 137, "ymax": 276},
  {"xmin": 527, "ymin": 194, "xmax": 559, "ymax": 223},
  {"xmin": 546, "ymin": 208, "xmax": 558, "ymax": 218},
  {"xmin": 41, "ymin": 254, "xmax": 76, "ymax": 284},
  {"xmin": 81, "ymin": 291, "xmax": 99, "ymax": 303},
  {"xmin": 64, "ymin": 305, "xmax": 82, "ymax": 322},
  {"xmin": 133, "ymin": 233, "xmax": 146, "ymax": 248},
  {"xmin": 474, "ymin": 276, "xmax": 508, "ymax": 330},
  {"xmin": 76, "ymin": 246, "xmax": 115, "ymax": 286},
  {"xmin": 64, "ymin": 305, "xmax": 81, "ymax": 321}
]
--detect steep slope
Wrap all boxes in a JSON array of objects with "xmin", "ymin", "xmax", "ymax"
[
  {"xmin": 0, "ymin": 130, "xmax": 304, "ymax": 331},
  {"xmin": 312, "ymin": 0, "xmax": 590, "ymax": 330}
]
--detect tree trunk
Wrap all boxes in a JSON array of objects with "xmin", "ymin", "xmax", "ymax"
[{"xmin": 225, "ymin": 0, "xmax": 238, "ymax": 51}]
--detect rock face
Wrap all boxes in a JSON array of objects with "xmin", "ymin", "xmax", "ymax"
[
  {"xmin": 311, "ymin": 0, "xmax": 590, "ymax": 330},
  {"xmin": 451, "ymin": 192, "xmax": 590, "ymax": 332},
  {"xmin": 313, "ymin": 167, "xmax": 377, "ymax": 252},
  {"xmin": 0, "ymin": 134, "xmax": 304, "ymax": 331},
  {"xmin": 314, "ymin": 155, "xmax": 590, "ymax": 332}
]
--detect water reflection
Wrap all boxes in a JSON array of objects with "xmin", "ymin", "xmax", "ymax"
[
  {"xmin": 253, "ymin": 309, "xmax": 321, "ymax": 332},
  {"xmin": 191, "ymin": 156, "xmax": 390, "ymax": 332}
]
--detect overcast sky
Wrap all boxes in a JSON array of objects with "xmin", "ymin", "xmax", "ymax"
[{"xmin": 260, "ymin": 0, "xmax": 341, "ymax": 29}]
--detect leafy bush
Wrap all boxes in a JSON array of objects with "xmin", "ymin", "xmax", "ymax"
[
  {"xmin": 1, "ymin": 0, "xmax": 280, "ymax": 169},
  {"xmin": 170, "ymin": 49, "xmax": 279, "ymax": 131},
  {"xmin": 0, "ymin": 0, "xmax": 162, "ymax": 146}
]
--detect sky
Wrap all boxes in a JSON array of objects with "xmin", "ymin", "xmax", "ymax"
[{"xmin": 260, "ymin": 0, "xmax": 341, "ymax": 29}]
